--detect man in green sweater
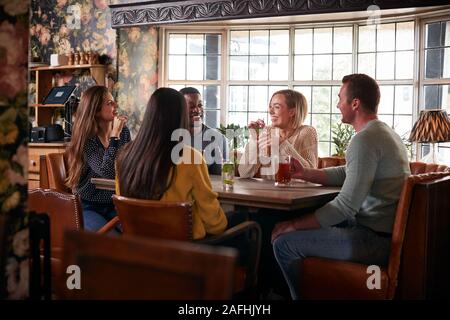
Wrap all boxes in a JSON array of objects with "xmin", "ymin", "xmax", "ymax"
[{"xmin": 272, "ymin": 73, "xmax": 410, "ymax": 300}]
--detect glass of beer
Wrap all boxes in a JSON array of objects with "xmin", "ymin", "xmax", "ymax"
[{"xmin": 275, "ymin": 155, "xmax": 292, "ymax": 187}]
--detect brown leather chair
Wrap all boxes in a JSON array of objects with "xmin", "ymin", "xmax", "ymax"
[
  {"xmin": 409, "ymin": 161, "xmax": 449, "ymax": 174},
  {"xmin": 111, "ymin": 194, "xmax": 261, "ymax": 296},
  {"xmin": 60, "ymin": 230, "xmax": 237, "ymax": 299},
  {"xmin": 39, "ymin": 153, "xmax": 71, "ymax": 192},
  {"xmin": 318, "ymin": 156, "xmax": 346, "ymax": 169},
  {"xmin": 28, "ymin": 188, "xmax": 118, "ymax": 294},
  {"xmin": 299, "ymin": 171, "xmax": 450, "ymax": 299}
]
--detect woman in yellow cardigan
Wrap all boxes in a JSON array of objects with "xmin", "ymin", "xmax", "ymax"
[{"xmin": 115, "ymin": 87, "xmax": 227, "ymax": 239}]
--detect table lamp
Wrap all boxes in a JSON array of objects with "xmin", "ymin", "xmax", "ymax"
[{"xmin": 409, "ymin": 109, "xmax": 450, "ymax": 164}]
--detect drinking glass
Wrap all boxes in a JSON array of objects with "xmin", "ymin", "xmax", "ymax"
[
  {"xmin": 275, "ymin": 155, "xmax": 292, "ymax": 187},
  {"xmin": 222, "ymin": 161, "xmax": 235, "ymax": 191}
]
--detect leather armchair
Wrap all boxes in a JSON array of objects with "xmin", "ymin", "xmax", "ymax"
[
  {"xmin": 318, "ymin": 156, "xmax": 346, "ymax": 169},
  {"xmin": 299, "ymin": 171, "xmax": 450, "ymax": 299},
  {"xmin": 45, "ymin": 152, "xmax": 71, "ymax": 193},
  {"xmin": 409, "ymin": 161, "xmax": 449, "ymax": 174},
  {"xmin": 28, "ymin": 188, "xmax": 118, "ymax": 295},
  {"xmin": 61, "ymin": 231, "xmax": 238, "ymax": 299},
  {"xmin": 112, "ymin": 194, "xmax": 261, "ymax": 297}
]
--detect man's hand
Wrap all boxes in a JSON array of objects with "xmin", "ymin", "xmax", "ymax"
[
  {"xmin": 290, "ymin": 157, "xmax": 305, "ymax": 179},
  {"xmin": 271, "ymin": 220, "xmax": 296, "ymax": 242},
  {"xmin": 271, "ymin": 213, "xmax": 322, "ymax": 242}
]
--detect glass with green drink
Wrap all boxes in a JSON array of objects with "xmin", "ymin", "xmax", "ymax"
[{"xmin": 222, "ymin": 161, "xmax": 235, "ymax": 191}]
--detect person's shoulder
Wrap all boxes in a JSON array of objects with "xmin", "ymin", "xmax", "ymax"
[
  {"xmin": 296, "ymin": 124, "xmax": 317, "ymax": 137},
  {"xmin": 350, "ymin": 120, "xmax": 385, "ymax": 147},
  {"xmin": 120, "ymin": 126, "xmax": 131, "ymax": 141},
  {"xmin": 203, "ymin": 124, "xmax": 228, "ymax": 142},
  {"xmin": 203, "ymin": 124, "xmax": 224, "ymax": 135},
  {"xmin": 358, "ymin": 120, "xmax": 390, "ymax": 139}
]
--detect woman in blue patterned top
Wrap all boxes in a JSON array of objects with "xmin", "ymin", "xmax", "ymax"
[{"xmin": 66, "ymin": 85, "xmax": 130, "ymax": 232}]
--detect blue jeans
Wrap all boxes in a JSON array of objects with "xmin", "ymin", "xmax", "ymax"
[
  {"xmin": 272, "ymin": 223, "xmax": 391, "ymax": 300},
  {"xmin": 82, "ymin": 201, "xmax": 120, "ymax": 235}
]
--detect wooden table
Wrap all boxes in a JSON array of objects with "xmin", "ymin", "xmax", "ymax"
[{"xmin": 92, "ymin": 175, "xmax": 340, "ymax": 211}]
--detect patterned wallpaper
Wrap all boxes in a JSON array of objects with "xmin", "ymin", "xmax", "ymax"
[
  {"xmin": 117, "ymin": 26, "xmax": 158, "ymax": 136},
  {"xmin": 29, "ymin": 0, "xmax": 159, "ymax": 136},
  {"xmin": 0, "ymin": 0, "xmax": 29, "ymax": 299},
  {"xmin": 30, "ymin": 0, "xmax": 117, "ymax": 63}
]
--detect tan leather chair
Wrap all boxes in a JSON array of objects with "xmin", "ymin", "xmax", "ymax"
[
  {"xmin": 299, "ymin": 171, "xmax": 450, "ymax": 299},
  {"xmin": 60, "ymin": 230, "xmax": 237, "ymax": 299},
  {"xmin": 39, "ymin": 153, "xmax": 71, "ymax": 193},
  {"xmin": 28, "ymin": 188, "xmax": 118, "ymax": 294},
  {"xmin": 318, "ymin": 156, "xmax": 346, "ymax": 169},
  {"xmin": 409, "ymin": 161, "xmax": 449, "ymax": 174},
  {"xmin": 111, "ymin": 194, "xmax": 261, "ymax": 297}
]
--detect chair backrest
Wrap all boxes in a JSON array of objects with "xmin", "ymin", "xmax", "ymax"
[
  {"xmin": 28, "ymin": 188, "xmax": 83, "ymax": 250},
  {"xmin": 409, "ymin": 161, "xmax": 449, "ymax": 174},
  {"xmin": 61, "ymin": 230, "xmax": 237, "ymax": 299},
  {"xmin": 318, "ymin": 156, "xmax": 346, "ymax": 169},
  {"xmin": 45, "ymin": 153, "xmax": 71, "ymax": 193},
  {"xmin": 112, "ymin": 195, "xmax": 193, "ymax": 241},
  {"xmin": 386, "ymin": 171, "xmax": 450, "ymax": 299}
]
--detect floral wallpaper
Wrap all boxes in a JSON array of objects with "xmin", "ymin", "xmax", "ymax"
[
  {"xmin": 0, "ymin": 0, "xmax": 29, "ymax": 299},
  {"xmin": 29, "ymin": 0, "xmax": 159, "ymax": 136},
  {"xmin": 117, "ymin": 26, "xmax": 158, "ymax": 136},
  {"xmin": 30, "ymin": 0, "xmax": 116, "ymax": 63}
]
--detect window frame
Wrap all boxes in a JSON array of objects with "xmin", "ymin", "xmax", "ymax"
[
  {"xmin": 162, "ymin": 10, "xmax": 450, "ymax": 159},
  {"xmin": 418, "ymin": 14, "xmax": 450, "ymax": 159}
]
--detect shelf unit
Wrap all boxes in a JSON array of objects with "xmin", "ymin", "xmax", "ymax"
[
  {"xmin": 30, "ymin": 64, "xmax": 106, "ymax": 126},
  {"xmin": 28, "ymin": 64, "xmax": 106, "ymax": 188}
]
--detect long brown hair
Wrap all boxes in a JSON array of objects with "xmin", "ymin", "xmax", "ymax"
[
  {"xmin": 66, "ymin": 86, "xmax": 109, "ymax": 189},
  {"xmin": 116, "ymin": 87, "xmax": 188, "ymax": 199}
]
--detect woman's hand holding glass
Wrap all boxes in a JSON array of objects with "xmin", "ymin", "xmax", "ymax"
[{"xmin": 248, "ymin": 119, "xmax": 266, "ymax": 141}]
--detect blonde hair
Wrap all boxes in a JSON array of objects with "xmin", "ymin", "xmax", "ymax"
[{"xmin": 270, "ymin": 89, "xmax": 308, "ymax": 130}]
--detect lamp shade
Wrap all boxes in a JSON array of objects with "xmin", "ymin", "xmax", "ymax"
[{"xmin": 409, "ymin": 109, "xmax": 450, "ymax": 143}]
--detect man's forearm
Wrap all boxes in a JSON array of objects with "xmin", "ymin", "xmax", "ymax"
[{"xmin": 295, "ymin": 168, "xmax": 328, "ymax": 185}]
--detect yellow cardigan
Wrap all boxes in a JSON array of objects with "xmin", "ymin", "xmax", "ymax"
[{"xmin": 116, "ymin": 146, "xmax": 227, "ymax": 239}]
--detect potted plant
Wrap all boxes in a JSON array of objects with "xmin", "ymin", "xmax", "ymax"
[
  {"xmin": 218, "ymin": 123, "xmax": 248, "ymax": 175},
  {"xmin": 331, "ymin": 122, "xmax": 355, "ymax": 158}
]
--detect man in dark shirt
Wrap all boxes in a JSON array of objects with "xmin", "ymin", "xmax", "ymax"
[{"xmin": 180, "ymin": 87, "xmax": 228, "ymax": 175}]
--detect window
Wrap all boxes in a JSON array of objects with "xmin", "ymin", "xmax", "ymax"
[
  {"xmin": 166, "ymin": 33, "xmax": 222, "ymax": 129},
  {"xmin": 421, "ymin": 19, "xmax": 450, "ymax": 160},
  {"xmin": 164, "ymin": 12, "xmax": 450, "ymax": 162},
  {"xmin": 358, "ymin": 22, "xmax": 415, "ymax": 146},
  {"xmin": 294, "ymin": 26, "xmax": 353, "ymax": 156}
]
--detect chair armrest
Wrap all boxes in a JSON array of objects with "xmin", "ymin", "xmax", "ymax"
[
  {"xmin": 197, "ymin": 221, "xmax": 261, "ymax": 244},
  {"xmin": 97, "ymin": 216, "xmax": 120, "ymax": 234}
]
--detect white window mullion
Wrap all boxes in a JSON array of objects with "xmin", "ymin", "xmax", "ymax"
[{"xmin": 221, "ymin": 29, "xmax": 228, "ymax": 126}]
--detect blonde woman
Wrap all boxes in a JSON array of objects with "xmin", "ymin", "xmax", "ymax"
[
  {"xmin": 66, "ymin": 85, "xmax": 130, "ymax": 232},
  {"xmin": 238, "ymin": 89, "xmax": 318, "ymax": 179}
]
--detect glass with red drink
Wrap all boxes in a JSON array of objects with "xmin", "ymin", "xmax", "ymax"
[{"xmin": 275, "ymin": 155, "xmax": 292, "ymax": 186}]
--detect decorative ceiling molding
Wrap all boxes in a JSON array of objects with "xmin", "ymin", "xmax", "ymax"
[{"xmin": 109, "ymin": 0, "xmax": 450, "ymax": 28}]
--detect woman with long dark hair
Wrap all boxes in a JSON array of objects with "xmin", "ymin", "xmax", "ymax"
[
  {"xmin": 116, "ymin": 87, "xmax": 227, "ymax": 239},
  {"xmin": 66, "ymin": 85, "xmax": 130, "ymax": 232}
]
